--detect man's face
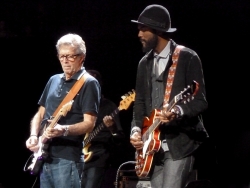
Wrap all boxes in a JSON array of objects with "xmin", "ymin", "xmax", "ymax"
[
  {"xmin": 57, "ymin": 45, "xmax": 85, "ymax": 79},
  {"xmin": 138, "ymin": 25, "xmax": 158, "ymax": 53}
]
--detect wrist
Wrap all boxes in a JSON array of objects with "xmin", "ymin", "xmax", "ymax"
[
  {"xmin": 63, "ymin": 126, "xmax": 70, "ymax": 136},
  {"xmin": 171, "ymin": 106, "xmax": 182, "ymax": 118},
  {"xmin": 30, "ymin": 135, "xmax": 38, "ymax": 138},
  {"xmin": 130, "ymin": 127, "xmax": 141, "ymax": 136}
]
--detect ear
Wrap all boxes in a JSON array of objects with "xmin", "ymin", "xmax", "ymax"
[{"xmin": 80, "ymin": 54, "xmax": 85, "ymax": 62}]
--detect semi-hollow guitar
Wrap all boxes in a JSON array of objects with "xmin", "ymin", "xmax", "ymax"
[{"xmin": 135, "ymin": 81, "xmax": 199, "ymax": 178}]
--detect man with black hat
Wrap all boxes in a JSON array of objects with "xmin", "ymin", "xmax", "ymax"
[{"xmin": 129, "ymin": 4, "xmax": 208, "ymax": 188}]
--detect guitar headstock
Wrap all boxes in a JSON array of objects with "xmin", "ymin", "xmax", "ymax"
[
  {"xmin": 59, "ymin": 100, "xmax": 74, "ymax": 116},
  {"xmin": 176, "ymin": 80, "xmax": 199, "ymax": 104},
  {"xmin": 119, "ymin": 89, "xmax": 136, "ymax": 110}
]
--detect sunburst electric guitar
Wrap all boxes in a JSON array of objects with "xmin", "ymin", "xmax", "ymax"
[
  {"xmin": 24, "ymin": 100, "xmax": 74, "ymax": 175},
  {"xmin": 135, "ymin": 81, "xmax": 199, "ymax": 178},
  {"xmin": 83, "ymin": 90, "xmax": 135, "ymax": 162}
]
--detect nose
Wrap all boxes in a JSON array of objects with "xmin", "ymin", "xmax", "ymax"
[{"xmin": 138, "ymin": 30, "xmax": 143, "ymax": 38}]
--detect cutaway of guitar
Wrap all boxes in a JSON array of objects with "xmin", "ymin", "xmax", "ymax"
[
  {"xmin": 135, "ymin": 81, "xmax": 199, "ymax": 178},
  {"xmin": 135, "ymin": 109, "xmax": 162, "ymax": 178}
]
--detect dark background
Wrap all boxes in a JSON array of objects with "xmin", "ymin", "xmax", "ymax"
[{"xmin": 1, "ymin": 0, "xmax": 249, "ymax": 187}]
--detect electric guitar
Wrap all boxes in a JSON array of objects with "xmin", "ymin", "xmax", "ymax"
[
  {"xmin": 83, "ymin": 90, "xmax": 135, "ymax": 162},
  {"xmin": 135, "ymin": 81, "xmax": 199, "ymax": 178},
  {"xmin": 24, "ymin": 100, "xmax": 74, "ymax": 175}
]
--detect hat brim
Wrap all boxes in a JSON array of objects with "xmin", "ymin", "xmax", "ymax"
[{"xmin": 131, "ymin": 20, "xmax": 176, "ymax": 33}]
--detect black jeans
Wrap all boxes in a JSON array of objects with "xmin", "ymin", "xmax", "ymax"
[{"xmin": 81, "ymin": 167, "xmax": 106, "ymax": 188}]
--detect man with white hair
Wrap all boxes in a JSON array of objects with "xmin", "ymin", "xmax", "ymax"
[{"xmin": 25, "ymin": 33, "xmax": 101, "ymax": 188}]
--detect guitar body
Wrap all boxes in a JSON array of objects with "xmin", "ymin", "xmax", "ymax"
[
  {"xmin": 135, "ymin": 109, "xmax": 161, "ymax": 178},
  {"xmin": 82, "ymin": 127, "xmax": 102, "ymax": 163},
  {"xmin": 134, "ymin": 81, "xmax": 199, "ymax": 178},
  {"xmin": 27, "ymin": 137, "xmax": 50, "ymax": 175},
  {"xmin": 24, "ymin": 101, "xmax": 74, "ymax": 175},
  {"xmin": 82, "ymin": 142, "xmax": 93, "ymax": 162}
]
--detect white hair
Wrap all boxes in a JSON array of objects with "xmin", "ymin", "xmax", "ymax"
[{"xmin": 56, "ymin": 33, "xmax": 86, "ymax": 55}]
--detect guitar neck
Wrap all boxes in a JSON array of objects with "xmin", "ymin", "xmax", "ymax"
[
  {"xmin": 49, "ymin": 114, "xmax": 62, "ymax": 129},
  {"xmin": 165, "ymin": 95, "xmax": 178, "ymax": 112},
  {"xmin": 83, "ymin": 108, "xmax": 119, "ymax": 147},
  {"xmin": 41, "ymin": 114, "xmax": 63, "ymax": 143},
  {"xmin": 142, "ymin": 96, "xmax": 178, "ymax": 142},
  {"xmin": 142, "ymin": 118, "xmax": 161, "ymax": 142}
]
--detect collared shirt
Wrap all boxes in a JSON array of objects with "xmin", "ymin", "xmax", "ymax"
[
  {"xmin": 152, "ymin": 41, "xmax": 171, "ymax": 109},
  {"xmin": 154, "ymin": 41, "xmax": 171, "ymax": 76},
  {"xmin": 153, "ymin": 42, "xmax": 171, "ymax": 152},
  {"xmin": 38, "ymin": 66, "xmax": 101, "ymax": 161}
]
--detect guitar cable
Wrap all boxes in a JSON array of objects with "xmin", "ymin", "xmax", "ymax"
[
  {"xmin": 114, "ymin": 161, "xmax": 136, "ymax": 188},
  {"xmin": 23, "ymin": 153, "xmax": 39, "ymax": 188},
  {"xmin": 23, "ymin": 153, "xmax": 34, "ymax": 172},
  {"xmin": 30, "ymin": 177, "xmax": 38, "ymax": 188}
]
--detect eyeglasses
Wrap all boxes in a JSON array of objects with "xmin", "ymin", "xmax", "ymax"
[{"xmin": 58, "ymin": 54, "xmax": 81, "ymax": 61}]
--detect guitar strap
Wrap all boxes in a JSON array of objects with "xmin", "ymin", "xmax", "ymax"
[
  {"xmin": 163, "ymin": 45, "xmax": 184, "ymax": 106},
  {"xmin": 52, "ymin": 72, "xmax": 90, "ymax": 117},
  {"xmin": 163, "ymin": 45, "xmax": 185, "ymax": 106}
]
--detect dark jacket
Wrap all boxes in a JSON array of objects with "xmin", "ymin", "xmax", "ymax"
[{"xmin": 131, "ymin": 39, "xmax": 208, "ymax": 160}]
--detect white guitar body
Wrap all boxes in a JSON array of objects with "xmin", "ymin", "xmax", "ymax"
[
  {"xmin": 27, "ymin": 136, "xmax": 49, "ymax": 175},
  {"xmin": 24, "ymin": 100, "xmax": 74, "ymax": 175}
]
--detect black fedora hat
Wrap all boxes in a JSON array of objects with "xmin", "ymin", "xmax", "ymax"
[{"xmin": 131, "ymin": 4, "xmax": 176, "ymax": 33}]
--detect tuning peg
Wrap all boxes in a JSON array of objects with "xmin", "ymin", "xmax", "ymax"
[
  {"xmin": 121, "ymin": 96, "xmax": 126, "ymax": 99},
  {"xmin": 128, "ymin": 91, "xmax": 132, "ymax": 95}
]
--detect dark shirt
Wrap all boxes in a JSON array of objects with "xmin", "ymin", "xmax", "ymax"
[{"xmin": 38, "ymin": 67, "xmax": 101, "ymax": 161}]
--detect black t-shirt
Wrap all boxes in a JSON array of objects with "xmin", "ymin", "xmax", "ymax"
[{"xmin": 38, "ymin": 68, "xmax": 101, "ymax": 161}]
